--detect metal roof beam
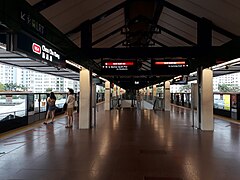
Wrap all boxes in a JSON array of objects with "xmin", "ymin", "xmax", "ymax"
[
  {"xmin": 156, "ymin": 25, "xmax": 196, "ymax": 46},
  {"xmin": 163, "ymin": 1, "xmax": 237, "ymax": 40},
  {"xmin": 111, "ymin": 39, "xmax": 126, "ymax": 48},
  {"xmin": 66, "ymin": 2, "xmax": 126, "ymax": 36},
  {"xmin": 150, "ymin": 38, "xmax": 168, "ymax": 47},
  {"xmin": 91, "ymin": 1, "xmax": 126, "ymax": 24},
  {"xmin": 84, "ymin": 46, "xmax": 217, "ymax": 59},
  {"xmin": 163, "ymin": 1, "xmax": 200, "ymax": 22},
  {"xmin": 33, "ymin": 0, "xmax": 61, "ymax": 12},
  {"xmin": 212, "ymin": 24, "xmax": 238, "ymax": 40},
  {"xmin": 92, "ymin": 25, "xmax": 125, "ymax": 46}
]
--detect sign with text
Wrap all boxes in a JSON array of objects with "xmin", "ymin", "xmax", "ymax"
[
  {"xmin": 101, "ymin": 60, "xmax": 137, "ymax": 75},
  {"xmin": 151, "ymin": 59, "xmax": 189, "ymax": 75},
  {"xmin": 13, "ymin": 32, "xmax": 66, "ymax": 68}
]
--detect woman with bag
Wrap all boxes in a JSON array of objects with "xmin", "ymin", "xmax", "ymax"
[
  {"xmin": 66, "ymin": 88, "xmax": 75, "ymax": 128},
  {"xmin": 44, "ymin": 92, "xmax": 56, "ymax": 124}
]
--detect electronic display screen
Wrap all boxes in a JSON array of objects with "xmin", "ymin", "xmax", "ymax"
[
  {"xmin": 151, "ymin": 59, "xmax": 189, "ymax": 75},
  {"xmin": 101, "ymin": 60, "xmax": 138, "ymax": 75}
]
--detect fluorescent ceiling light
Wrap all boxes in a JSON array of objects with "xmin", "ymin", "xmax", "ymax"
[
  {"xmin": 0, "ymin": 44, "xmax": 6, "ymax": 50},
  {"xmin": 211, "ymin": 57, "xmax": 240, "ymax": 70},
  {"xmin": 65, "ymin": 60, "xmax": 83, "ymax": 69},
  {"xmin": 99, "ymin": 76, "xmax": 108, "ymax": 82}
]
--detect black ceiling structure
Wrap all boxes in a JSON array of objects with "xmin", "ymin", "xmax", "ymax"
[
  {"xmin": 1, "ymin": 0, "xmax": 240, "ymax": 90},
  {"xmin": 64, "ymin": 0, "xmax": 240, "ymax": 89}
]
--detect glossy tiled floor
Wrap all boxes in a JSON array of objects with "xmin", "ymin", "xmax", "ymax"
[{"xmin": 1, "ymin": 104, "xmax": 240, "ymax": 180}]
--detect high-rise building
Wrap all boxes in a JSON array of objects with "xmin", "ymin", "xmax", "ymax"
[
  {"xmin": 0, "ymin": 63, "xmax": 79, "ymax": 93},
  {"xmin": 0, "ymin": 64, "xmax": 17, "ymax": 84}
]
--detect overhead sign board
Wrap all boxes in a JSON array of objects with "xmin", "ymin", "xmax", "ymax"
[
  {"xmin": 151, "ymin": 59, "xmax": 189, "ymax": 75},
  {"xmin": 12, "ymin": 32, "xmax": 66, "ymax": 68},
  {"xmin": 101, "ymin": 60, "xmax": 138, "ymax": 75}
]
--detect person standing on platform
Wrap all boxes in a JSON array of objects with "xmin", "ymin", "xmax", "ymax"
[
  {"xmin": 44, "ymin": 92, "xmax": 56, "ymax": 124},
  {"xmin": 136, "ymin": 92, "xmax": 142, "ymax": 109},
  {"xmin": 66, "ymin": 88, "xmax": 75, "ymax": 128}
]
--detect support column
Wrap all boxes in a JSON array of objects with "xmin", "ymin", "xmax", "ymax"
[
  {"xmin": 200, "ymin": 69, "xmax": 214, "ymax": 131},
  {"xmin": 104, "ymin": 81, "xmax": 111, "ymax": 110},
  {"xmin": 164, "ymin": 81, "xmax": 171, "ymax": 111},
  {"xmin": 197, "ymin": 67, "xmax": 202, "ymax": 129},
  {"xmin": 113, "ymin": 84, "xmax": 117, "ymax": 97},
  {"xmin": 79, "ymin": 68, "xmax": 92, "ymax": 129},
  {"xmin": 191, "ymin": 83, "xmax": 198, "ymax": 128},
  {"xmin": 147, "ymin": 87, "xmax": 150, "ymax": 100},
  {"xmin": 153, "ymin": 85, "xmax": 157, "ymax": 97}
]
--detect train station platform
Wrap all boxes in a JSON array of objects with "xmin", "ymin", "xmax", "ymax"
[{"xmin": 1, "ymin": 104, "xmax": 240, "ymax": 180}]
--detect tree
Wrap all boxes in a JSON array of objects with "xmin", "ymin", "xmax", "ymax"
[
  {"xmin": 179, "ymin": 84, "xmax": 191, "ymax": 93},
  {"xmin": 46, "ymin": 88, "xmax": 53, "ymax": 92},
  {"xmin": 0, "ymin": 83, "xmax": 5, "ymax": 91},
  {"xmin": 218, "ymin": 84, "xmax": 240, "ymax": 92}
]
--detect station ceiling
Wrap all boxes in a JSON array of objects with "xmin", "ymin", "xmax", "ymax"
[{"xmin": 2, "ymin": 0, "xmax": 240, "ymax": 89}]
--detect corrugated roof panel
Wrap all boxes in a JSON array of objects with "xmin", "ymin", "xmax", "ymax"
[
  {"xmin": 93, "ymin": 33, "xmax": 125, "ymax": 48},
  {"xmin": 212, "ymin": 31, "xmax": 232, "ymax": 46},
  {"xmin": 159, "ymin": 8, "xmax": 197, "ymax": 44},
  {"xmin": 154, "ymin": 34, "xmax": 175, "ymax": 47},
  {"xmin": 26, "ymin": 0, "xmax": 42, "ymax": 6},
  {"xmin": 41, "ymin": 0, "xmax": 125, "ymax": 33},
  {"xmin": 92, "ymin": 9, "xmax": 124, "ymax": 42},
  {"xmin": 167, "ymin": 0, "xmax": 240, "ymax": 36}
]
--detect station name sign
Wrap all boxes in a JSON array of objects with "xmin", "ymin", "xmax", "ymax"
[
  {"xmin": 13, "ymin": 32, "xmax": 65, "ymax": 67},
  {"xmin": 32, "ymin": 43, "xmax": 60, "ymax": 62}
]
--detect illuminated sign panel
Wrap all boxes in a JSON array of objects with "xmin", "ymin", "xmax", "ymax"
[
  {"xmin": 13, "ymin": 32, "xmax": 66, "ymax": 68},
  {"xmin": 151, "ymin": 59, "xmax": 189, "ymax": 75},
  {"xmin": 101, "ymin": 60, "xmax": 137, "ymax": 75}
]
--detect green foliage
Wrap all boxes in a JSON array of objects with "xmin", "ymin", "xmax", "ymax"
[
  {"xmin": 179, "ymin": 84, "xmax": 191, "ymax": 93},
  {"xmin": 46, "ymin": 88, "xmax": 53, "ymax": 92},
  {"xmin": 3, "ymin": 83, "xmax": 27, "ymax": 91},
  {"xmin": 218, "ymin": 84, "xmax": 240, "ymax": 92},
  {"xmin": 0, "ymin": 82, "xmax": 5, "ymax": 91},
  {"xmin": 55, "ymin": 94, "xmax": 63, "ymax": 100}
]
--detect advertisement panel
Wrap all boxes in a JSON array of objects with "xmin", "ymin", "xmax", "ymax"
[{"xmin": 214, "ymin": 94, "xmax": 230, "ymax": 111}]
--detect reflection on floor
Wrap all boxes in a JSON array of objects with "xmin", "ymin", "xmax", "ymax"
[{"xmin": 1, "ymin": 104, "xmax": 240, "ymax": 180}]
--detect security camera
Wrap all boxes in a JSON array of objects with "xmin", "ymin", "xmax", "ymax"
[
  {"xmin": 57, "ymin": 67, "xmax": 61, "ymax": 70},
  {"xmin": 225, "ymin": 65, "xmax": 229, "ymax": 70}
]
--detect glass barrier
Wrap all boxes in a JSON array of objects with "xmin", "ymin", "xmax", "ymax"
[{"xmin": 0, "ymin": 94, "xmax": 27, "ymax": 121}]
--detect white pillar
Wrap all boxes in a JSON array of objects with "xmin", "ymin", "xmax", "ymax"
[
  {"xmin": 79, "ymin": 68, "xmax": 91, "ymax": 129},
  {"xmin": 147, "ymin": 87, "xmax": 150, "ymax": 100},
  {"xmin": 191, "ymin": 83, "xmax": 199, "ymax": 128},
  {"xmin": 164, "ymin": 81, "xmax": 171, "ymax": 111},
  {"xmin": 201, "ymin": 69, "xmax": 214, "ymax": 131},
  {"xmin": 104, "ymin": 81, "xmax": 111, "ymax": 110},
  {"xmin": 113, "ymin": 84, "xmax": 117, "ymax": 97},
  {"xmin": 153, "ymin": 85, "xmax": 157, "ymax": 97}
]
